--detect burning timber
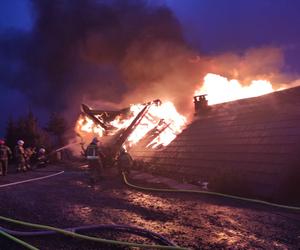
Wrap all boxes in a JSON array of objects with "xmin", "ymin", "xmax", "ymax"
[
  {"xmin": 77, "ymin": 99, "xmax": 186, "ymax": 152},
  {"xmin": 81, "ymin": 103, "xmax": 131, "ymax": 131},
  {"xmin": 79, "ymin": 99, "xmax": 179, "ymax": 158}
]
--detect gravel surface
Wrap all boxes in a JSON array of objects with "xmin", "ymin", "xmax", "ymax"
[{"xmin": 0, "ymin": 163, "xmax": 299, "ymax": 249}]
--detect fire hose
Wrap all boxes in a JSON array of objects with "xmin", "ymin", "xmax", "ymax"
[
  {"xmin": 0, "ymin": 230, "xmax": 38, "ymax": 250},
  {"xmin": 0, "ymin": 163, "xmax": 188, "ymax": 249},
  {"xmin": 4, "ymin": 153, "xmax": 298, "ymax": 250},
  {"xmin": 0, "ymin": 216, "xmax": 189, "ymax": 250},
  {"xmin": 0, "ymin": 224, "xmax": 175, "ymax": 244},
  {"xmin": 122, "ymin": 173, "xmax": 300, "ymax": 211},
  {"xmin": 0, "ymin": 140, "xmax": 85, "ymax": 188},
  {"xmin": 0, "ymin": 171, "xmax": 64, "ymax": 188}
]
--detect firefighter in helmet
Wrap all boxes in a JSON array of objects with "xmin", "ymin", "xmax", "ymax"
[
  {"xmin": 37, "ymin": 148, "xmax": 48, "ymax": 168},
  {"xmin": 85, "ymin": 137, "xmax": 105, "ymax": 183},
  {"xmin": 14, "ymin": 140, "xmax": 26, "ymax": 172},
  {"xmin": 116, "ymin": 147, "xmax": 133, "ymax": 175},
  {"xmin": 24, "ymin": 147, "xmax": 36, "ymax": 170},
  {"xmin": 0, "ymin": 139, "xmax": 12, "ymax": 176}
]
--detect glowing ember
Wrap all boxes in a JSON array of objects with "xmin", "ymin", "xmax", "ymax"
[
  {"xmin": 75, "ymin": 101, "xmax": 186, "ymax": 149},
  {"xmin": 195, "ymin": 73, "xmax": 276, "ymax": 105}
]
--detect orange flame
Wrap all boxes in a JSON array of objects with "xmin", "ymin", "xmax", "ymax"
[
  {"xmin": 76, "ymin": 73, "xmax": 282, "ymax": 149},
  {"xmin": 195, "ymin": 73, "xmax": 278, "ymax": 105},
  {"xmin": 75, "ymin": 101, "xmax": 186, "ymax": 149},
  {"xmin": 76, "ymin": 116, "xmax": 105, "ymax": 136}
]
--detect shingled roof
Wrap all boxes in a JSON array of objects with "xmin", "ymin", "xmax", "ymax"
[{"xmin": 130, "ymin": 86, "xmax": 300, "ymax": 204}]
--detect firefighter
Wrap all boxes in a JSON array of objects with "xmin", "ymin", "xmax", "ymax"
[
  {"xmin": 116, "ymin": 147, "xmax": 133, "ymax": 175},
  {"xmin": 0, "ymin": 139, "xmax": 12, "ymax": 176},
  {"xmin": 24, "ymin": 147, "xmax": 36, "ymax": 170},
  {"xmin": 15, "ymin": 140, "xmax": 26, "ymax": 172},
  {"xmin": 85, "ymin": 137, "xmax": 105, "ymax": 183},
  {"xmin": 37, "ymin": 148, "xmax": 48, "ymax": 168}
]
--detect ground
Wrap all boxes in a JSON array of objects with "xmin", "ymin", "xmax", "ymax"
[{"xmin": 0, "ymin": 163, "xmax": 299, "ymax": 249}]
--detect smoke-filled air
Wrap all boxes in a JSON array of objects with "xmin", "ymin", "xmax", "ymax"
[{"xmin": 1, "ymin": 0, "xmax": 300, "ymax": 146}]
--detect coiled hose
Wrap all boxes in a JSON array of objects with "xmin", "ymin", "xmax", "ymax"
[{"xmin": 122, "ymin": 172, "xmax": 300, "ymax": 211}]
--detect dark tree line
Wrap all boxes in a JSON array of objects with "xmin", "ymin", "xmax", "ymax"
[
  {"xmin": 4, "ymin": 112, "xmax": 68, "ymax": 151},
  {"xmin": 45, "ymin": 113, "xmax": 68, "ymax": 147}
]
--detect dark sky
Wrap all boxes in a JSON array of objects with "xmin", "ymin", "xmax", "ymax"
[
  {"xmin": 1, "ymin": 0, "xmax": 300, "ymax": 137},
  {"xmin": 0, "ymin": 0, "xmax": 35, "ymax": 136},
  {"xmin": 167, "ymin": 0, "xmax": 300, "ymax": 72}
]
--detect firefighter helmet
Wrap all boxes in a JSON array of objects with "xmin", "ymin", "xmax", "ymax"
[
  {"xmin": 17, "ymin": 140, "xmax": 24, "ymax": 146},
  {"xmin": 39, "ymin": 148, "xmax": 46, "ymax": 154},
  {"xmin": 92, "ymin": 137, "xmax": 99, "ymax": 144}
]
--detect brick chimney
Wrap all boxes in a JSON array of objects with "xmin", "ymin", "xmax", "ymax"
[{"xmin": 194, "ymin": 94, "xmax": 209, "ymax": 115}]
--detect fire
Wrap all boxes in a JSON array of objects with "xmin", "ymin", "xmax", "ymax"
[
  {"xmin": 126, "ymin": 102, "xmax": 186, "ymax": 147},
  {"xmin": 195, "ymin": 73, "xmax": 277, "ymax": 105},
  {"xmin": 110, "ymin": 104, "xmax": 145, "ymax": 131},
  {"xmin": 76, "ymin": 73, "xmax": 280, "ymax": 149},
  {"xmin": 75, "ymin": 101, "xmax": 186, "ymax": 149},
  {"xmin": 76, "ymin": 116, "xmax": 105, "ymax": 136}
]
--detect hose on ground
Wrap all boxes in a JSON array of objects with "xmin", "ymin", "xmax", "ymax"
[
  {"xmin": 0, "ymin": 171, "xmax": 65, "ymax": 188},
  {"xmin": 122, "ymin": 172, "xmax": 300, "ymax": 211},
  {"xmin": 0, "ymin": 224, "xmax": 175, "ymax": 246},
  {"xmin": 0, "ymin": 230, "xmax": 38, "ymax": 250},
  {"xmin": 0, "ymin": 216, "xmax": 189, "ymax": 250}
]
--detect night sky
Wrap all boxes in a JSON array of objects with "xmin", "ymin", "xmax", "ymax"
[{"xmin": 1, "ymin": 0, "xmax": 300, "ymax": 137}]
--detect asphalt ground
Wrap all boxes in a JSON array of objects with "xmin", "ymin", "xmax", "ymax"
[{"xmin": 0, "ymin": 163, "xmax": 299, "ymax": 249}]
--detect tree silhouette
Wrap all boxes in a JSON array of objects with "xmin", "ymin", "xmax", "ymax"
[
  {"xmin": 5, "ymin": 112, "xmax": 50, "ymax": 149},
  {"xmin": 46, "ymin": 113, "xmax": 68, "ymax": 146},
  {"xmin": 5, "ymin": 117, "xmax": 17, "ymax": 149}
]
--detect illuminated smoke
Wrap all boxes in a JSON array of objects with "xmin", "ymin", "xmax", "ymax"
[
  {"xmin": 0, "ymin": 0, "xmax": 190, "ymax": 113},
  {"xmin": 0, "ymin": 1, "xmax": 299, "ymax": 123}
]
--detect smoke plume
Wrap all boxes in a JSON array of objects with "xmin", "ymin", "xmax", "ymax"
[
  {"xmin": 0, "ymin": 0, "xmax": 195, "ymax": 114},
  {"xmin": 0, "ymin": 0, "xmax": 299, "ymax": 123}
]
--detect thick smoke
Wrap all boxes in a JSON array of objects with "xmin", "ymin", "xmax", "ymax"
[
  {"xmin": 0, "ymin": 0, "xmax": 198, "ymax": 116},
  {"xmin": 200, "ymin": 47, "xmax": 294, "ymax": 87},
  {"xmin": 0, "ymin": 0, "xmax": 299, "ymax": 124}
]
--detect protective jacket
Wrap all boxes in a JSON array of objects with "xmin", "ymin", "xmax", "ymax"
[
  {"xmin": 117, "ymin": 151, "xmax": 133, "ymax": 174},
  {"xmin": 0, "ymin": 145, "xmax": 12, "ymax": 160},
  {"xmin": 14, "ymin": 145, "xmax": 26, "ymax": 162},
  {"xmin": 118, "ymin": 152, "xmax": 133, "ymax": 167},
  {"xmin": 86, "ymin": 143, "xmax": 104, "ymax": 160}
]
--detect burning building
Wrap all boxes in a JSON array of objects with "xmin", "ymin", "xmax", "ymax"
[
  {"xmin": 130, "ymin": 86, "xmax": 300, "ymax": 204},
  {"xmin": 75, "ymin": 73, "xmax": 300, "ymax": 204}
]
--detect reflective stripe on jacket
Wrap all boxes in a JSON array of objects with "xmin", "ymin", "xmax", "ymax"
[{"xmin": 86, "ymin": 144, "xmax": 99, "ymax": 159}]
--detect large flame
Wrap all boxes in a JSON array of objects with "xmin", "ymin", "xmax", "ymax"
[
  {"xmin": 195, "ymin": 73, "xmax": 277, "ymax": 105},
  {"xmin": 76, "ymin": 72, "xmax": 282, "ymax": 149},
  {"xmin": 76, "ymin": 101, "xmax": 186, "ymax": 149},
  {"xmin": 76, "ymin": 116, "xmax": 105, "ymax": 136}
]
